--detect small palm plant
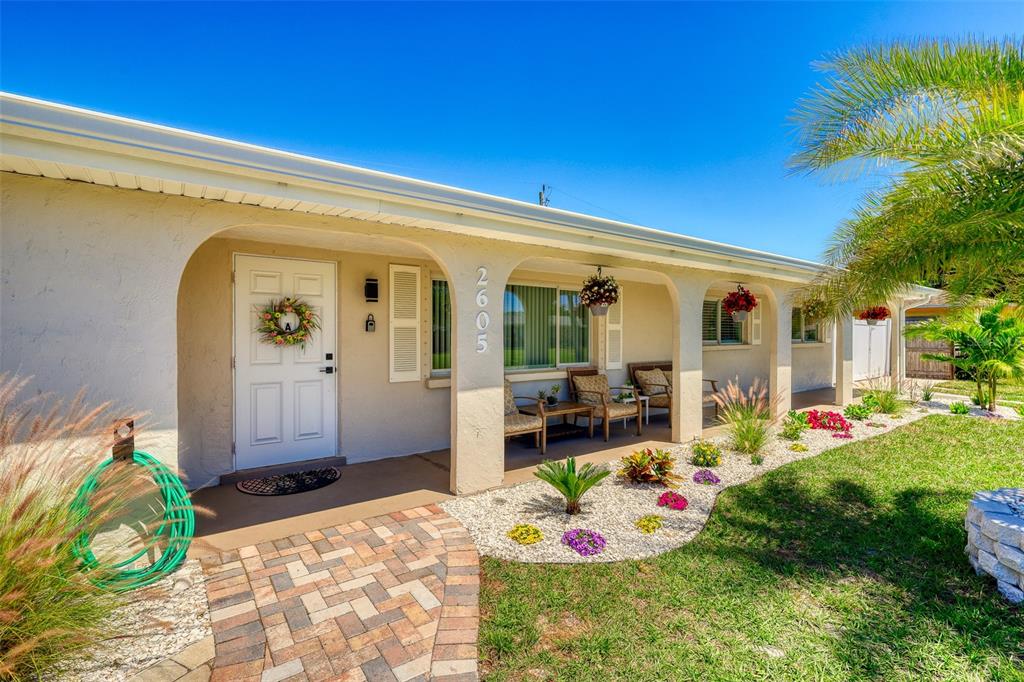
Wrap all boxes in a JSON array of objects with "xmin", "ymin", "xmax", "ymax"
[{"xmin": 534, "ymin": 457, "xmax": 610, "ymax": 515}]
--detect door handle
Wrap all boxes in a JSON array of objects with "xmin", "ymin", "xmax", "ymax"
[{"xmin": 319, "ymin": 367, "xmax": 335, "ymax": 374}]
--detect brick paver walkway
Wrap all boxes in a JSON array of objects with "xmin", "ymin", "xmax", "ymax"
[{"xmin": 199, "ymin": 504, "xmax": 479, "ymax": 682}]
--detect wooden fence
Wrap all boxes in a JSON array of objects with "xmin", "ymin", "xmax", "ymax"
[{"xmin": 906, "ymin": 337, "xmax": 954, "ymax": 380}]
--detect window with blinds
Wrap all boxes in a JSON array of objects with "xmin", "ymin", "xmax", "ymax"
[
  {"xmin": 431, "ymin": 280, "xmax": 451, "ymax": 371},
  {"xmin": 703, "ymin": 299, "xmax": 745, "ymax": 345},
  {"xmin": 791, "ymin": 307, "xmax": 821, "ymax": 343},
  {"xmin": 429, "ymin": 281, "xmax": 590, "ymax": 372}
]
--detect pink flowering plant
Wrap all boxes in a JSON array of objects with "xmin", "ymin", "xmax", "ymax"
[
  {"xmin": 858, "ymin": 306, "xmax": 891, "ymax": 321},
  {"xmin": 657, "ymin": 491, "xmax": 688, "ymax": 510},
  {"xmin": 805, "ymin": 409, "xmax": 852, "ymax": 433},
  {"xmin": 561, "ymin": 529, "xmax": 606, "ymax": 556}
]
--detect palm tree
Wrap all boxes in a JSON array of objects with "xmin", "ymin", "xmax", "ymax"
[
  {"xmin": 905, "ymin": 301, "xmax": 1024, "ymax": 411},
  {"xmin": 790, "ymin": 39, "xmax": 1024, "ymax": 315}
]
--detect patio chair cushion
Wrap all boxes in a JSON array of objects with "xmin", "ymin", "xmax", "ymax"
[
  {"xmin": 649, "ymin": 394, "xmax": 670, "ymax": 409},
  {"xmin": 604, "ymin": 401, "xmax": 639, "ymax": 419},
  {"xmin": 635, "ymin": 368, "xmax": 669, "ymax": 396},
  {"xmin": 572, "ymin": 374, "xmax": 611, "ymax": 405},
  {"xmin": 504, "ymin": 412, "xmax": 543, "ymax": 434},
  {"xmin": 503, "ymin": 380, "xmax": 518, "ymax": 415}
]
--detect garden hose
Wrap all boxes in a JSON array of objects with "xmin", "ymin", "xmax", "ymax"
[{"xmin": 71, "ymin": 450, "xmax": 194, "ymax": 592}]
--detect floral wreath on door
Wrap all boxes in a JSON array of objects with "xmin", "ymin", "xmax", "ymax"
[{"xmin": 256, "ymin": 297, "xmax": 320, "ymax": 347}]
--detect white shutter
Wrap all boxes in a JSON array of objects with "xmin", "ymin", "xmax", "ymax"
[
  {"xmin": 605, "ymin": 293, "xmax": 624, "ymax": 370},
  {"xmin": 389, "ymin": 264, "xmax": 421, "ymax": 383},
  {"xmin": 750, "ymin": 304, "xmax": 762, "ymax": 345}
]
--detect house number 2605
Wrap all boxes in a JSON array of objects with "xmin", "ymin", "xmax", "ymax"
[{"xmin": 475, "ymin": 266, "xmax": 489, "ymax": 353}]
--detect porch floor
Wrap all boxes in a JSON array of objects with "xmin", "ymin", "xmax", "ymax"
[{"xmin": 190, "ymin": 387, "xmax": 838, "ymax": 555}]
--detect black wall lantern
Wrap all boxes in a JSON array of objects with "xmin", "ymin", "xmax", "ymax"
[{"xmin": 364, "ymin": 278, "xmax": 379, "ymax": 303}]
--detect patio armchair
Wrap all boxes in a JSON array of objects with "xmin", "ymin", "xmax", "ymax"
[
  {"xmin": 627, "ymin": 361, "xmax": 719, "ymax": 419},
  {"xmin": 566, "ymin": 367, "xmax": 642, "ymax": 442},
  {"xmin": 503, "ymin": 380, "xmax": 548, "ymax": 454}
]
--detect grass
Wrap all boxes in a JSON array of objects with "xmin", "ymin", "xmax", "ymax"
[
  {"xmin": 932, "ymin": 378, "xmax": 1024, "ymax": 406},
  {"xmin": 479, "ymin": 415, "xmax": 1024, "ymax": 681}
]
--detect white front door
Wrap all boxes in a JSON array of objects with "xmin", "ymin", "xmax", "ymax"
[{"xmin": 234, "ymin": 254, "xmax": 338, "ymax": 470}]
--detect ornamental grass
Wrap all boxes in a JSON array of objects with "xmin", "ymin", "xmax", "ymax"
[
  {"xmin": 0, "ymin": 376, "xmax": 146, "ymax": 680},
  {"xmin": 712, "ymin": 379, "xmax": 777, "ymax": 454}
]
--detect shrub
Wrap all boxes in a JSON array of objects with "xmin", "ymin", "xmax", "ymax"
[
  {"xmin": 921, "ymin": 384, "xmax": 934, "ymax": 401},
  {"xmin": 690, "ymin": 440, "xmax": 722, "ymax": 467},
  {"xmin": 657, "ymin": 491, "xmax": 688, "ymax": 510},
  {"xmin": 618, "ymin": 448, "xmax": 681, "ymax": 487},
  {"xmin": 750, "ymin": 452, "xmax": 765, "ymax": 465},
  {"xmin": 950, "ymin": 401, "xmax": 970, "ymax": 415},
  {"xmin": 561, "ymin": 529, "xmax": 606, "ymax": 556},
  {"xmin": 712, "ymin": 379, "xmax": 775, "ymax": 455},
  {"xmin": 806, "ymin": 409, "xmax": 852, "ymax": 433},
  {"xmin": 971, "ymin": 390, "xmax": 990, "ymax": 407},
  {"xmin": 779, "ymin": 410, "xmax": 809, "ymax": 440},
  {"xmin": 0, "ymin": 376, "xmax": 149, "ymax": 679},
  {"xmin": 507, "ymin": 524, "xmax": 543, "ymax": 545},
  {"xmin": 534, "ymin": 457, "xmax": 610, "ymax": 515},
  {"xmin": 635, "ymin": 515, "xmax": 664, "ymax": 534},
  {"xmin": 789, "ymin": 443, "xmax": 809, "ymax": 452},
  {"xmin": 692, "ymin": 469, "xmax": 721, "ymax": 485},
  {"xmin": 844, "ymin": 403, "xmax": 872, "ymax": 421},
  {"xmin": 863, "ymin": 387, "xmax": 904, "ymax": 415}
]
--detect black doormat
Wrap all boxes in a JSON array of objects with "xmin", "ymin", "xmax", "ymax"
[{"xmin": 236, "ymin": 467, "xmax": 341, "ymax": 496}]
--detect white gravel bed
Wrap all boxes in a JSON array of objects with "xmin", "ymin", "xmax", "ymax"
[
  {"xmin": 51, "ymin": 559, "xmax": 210, "ymax": 682},
  {"xmin": 443, "ymin": 399, "xmax": 1013, "ymax": 564}
]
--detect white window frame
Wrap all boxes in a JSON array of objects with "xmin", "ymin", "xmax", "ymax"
[
  {"xmin": 702, "ymin": 299, "xmax": 748, "ymax": 346},
  {"xmin": 791, "ymin": 307, "xmax": 823, "ymax": 344},
  {"xmin": 505, "ymin": 279, "xmax": 592, "ymax": 371}
]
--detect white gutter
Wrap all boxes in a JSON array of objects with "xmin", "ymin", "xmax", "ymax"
[{"xmin": 1, "ymin": 91, "xmax": 829, "ymax": 276}]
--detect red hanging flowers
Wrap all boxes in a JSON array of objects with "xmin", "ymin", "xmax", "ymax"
[
  {"xmin": 857, "ymin": 306, "xmax": 890, "ymax": 321},
  {"xmin": 722, "ymin": 286, "xmax": 758, "ymax": 315}
]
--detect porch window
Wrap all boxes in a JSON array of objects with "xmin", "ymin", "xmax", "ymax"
[
  {"xmin": 429, "ymin": 281, "xmax": 590, "ymax": 373},
  {"xmin": 702, "ymin": 299, "xmax": 744, "ymax": 345},
  {"xmin": 791, "ymin": 307, "xmax": 821, "ymax": 343},
  {"xmin": 431, "ymin": 279, "xmax": 452, "ymax": 371},
  {"xmin": 503, "ymin": 284, "xmax": 589, "ymax": 370}
]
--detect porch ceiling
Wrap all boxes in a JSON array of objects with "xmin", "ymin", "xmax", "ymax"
[{"xmin": 215, "ymin": 224, "xmax": 433, "ymax": 260}]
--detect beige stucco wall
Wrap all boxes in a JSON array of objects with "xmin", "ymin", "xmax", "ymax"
[{"xmin": 1, "ymin": 173, "xmax": 837, "ymax": 493}]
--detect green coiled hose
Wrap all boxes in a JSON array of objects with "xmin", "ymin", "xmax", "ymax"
[{"xmin": 71, "ymin": 450, "xmax": 194, "ymax": 591}]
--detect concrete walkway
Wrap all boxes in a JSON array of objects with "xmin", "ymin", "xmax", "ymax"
[{"xmin": 200, "ymin": 504, "xmax": 478, "ymax": 682}]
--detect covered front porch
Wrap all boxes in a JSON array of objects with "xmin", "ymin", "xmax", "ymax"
[{"xmin": 191, "ymin": 387, "xmax": 838, "ymax": 554}]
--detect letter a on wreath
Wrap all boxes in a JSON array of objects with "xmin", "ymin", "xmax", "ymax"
[{"xmin": 256, "ymin": 297, "xmax": 321, "ymax": 347}]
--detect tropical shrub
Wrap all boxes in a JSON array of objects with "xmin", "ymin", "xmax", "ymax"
[
  {"xmin": 690, "ymin": 441, "xmax": 722, "ymax": 467},
  {"xmin": 779, "ymin": 410, "xmax": 810, "ymax": 440},
  {"xmin": 561, "ymin": 529, "xmax": 606, "ymax": 556},
  {"xmin": 844, "ymin": 403, "xmax": 872, "ymax": 421},
  {"xmin": 950, "ymin": 401, "xmax": 971, "ymax": 415},
  {"xmin": 712, "ymin": 379, "xmax": 775, "ymax": 455},
  {"xmin": 507, "ymin": 524, "xmax": 543, "ymax": 545},
  {"xmin": 789, "ymin": 443, "xmax": 809, "ymax": 452},
  {"xmin": 618, "ymin": 448, "xmax": 681, "ymax": 487},
  {"xmin": 806, "ymin": 409, "xmax": 852, "ymax": 433},
  {"xmin": 657, "ymin": 491, "xmax": 688, "ymax": 510},
  {"xmin": 0, "ymin": 376, "xmax": 148, "ymax": 680},
  {"xmin": 534, "ymin": 457, "xmax": 610, "ymax": 515},
  {"xmin": 635, "ymin": 515, "xmax": 664, "ymax": 534},
  {"xmin": 692, "ymin": 469, "xmax": 721, "ymax": 485}
]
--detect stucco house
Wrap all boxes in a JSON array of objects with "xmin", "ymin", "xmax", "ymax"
[{"xmin": 0, "ymin": 93, "xmax": 933, "ymax": 496}]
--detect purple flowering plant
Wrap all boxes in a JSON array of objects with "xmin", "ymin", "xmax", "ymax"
[
  {"xmin": 832, "ymin": 432, "xmax": 854, "ymax": 439},
  {"xmin": 693, "ymin": 469, "xmax": 721, "ymax": 485},
  {"xmin": 561, "ymin": 528, "xmax": 606, "ymax": 556}
]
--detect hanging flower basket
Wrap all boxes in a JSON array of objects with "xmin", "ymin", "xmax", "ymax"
[
  {"xmin": 722, "ymin": 285, "xmax": 757, "ymax": 321},
  {"xmin": 256, "ymin": 297, "xmax": 321, "ymax": 347},
  {"xmin": 802, "ymin": 298, "xmax": 829, "ymax": 323},
  {"xmin": 579, "ymin": 268, "xmax": 619, "ymax": 316},
  {"xmin": 858, "ymin": 306, "xmax": 890, "ymax": 326}
]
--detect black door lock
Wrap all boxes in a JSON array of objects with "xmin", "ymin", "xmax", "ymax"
[{"xmin": 319, "ymin": 366, "xmax": 335, "ymax": 374}]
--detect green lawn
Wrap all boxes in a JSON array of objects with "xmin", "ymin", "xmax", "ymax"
[
  {"xmin": 933, "ymin": 378, "xmax": 1024, "ymax": 406},
  {"xmin": 479, "ymin": 416, "xmax": 1024, "ymax": 681}
]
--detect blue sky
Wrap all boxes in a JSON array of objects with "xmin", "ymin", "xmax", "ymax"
[{"xmin": 1, "ymin": 2, "xmax": 1019, "ymax": 261}]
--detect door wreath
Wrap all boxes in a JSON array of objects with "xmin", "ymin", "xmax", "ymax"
[{"xmin": 256, "ymin": 297, "xmax": 321, "ymax": 347}]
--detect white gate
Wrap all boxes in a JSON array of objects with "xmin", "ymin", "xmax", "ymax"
[{"xmin": 853, "ymin": 319, "xmax": 890, "ymax": 380}]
